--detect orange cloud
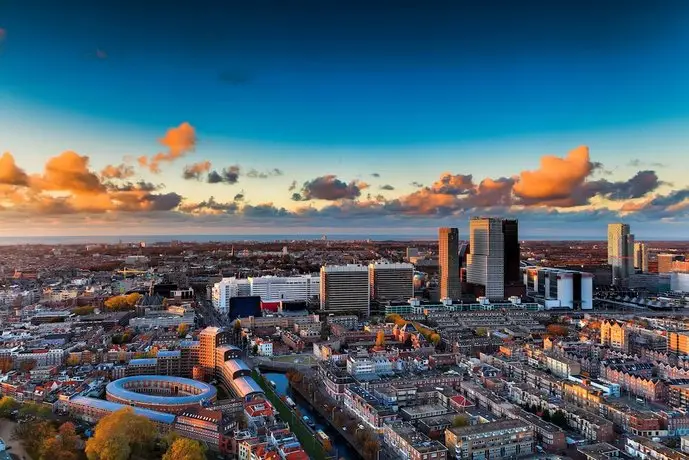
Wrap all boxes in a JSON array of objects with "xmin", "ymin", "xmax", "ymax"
[
  {"xmin": 139, "ymin": 122, "xmax": 198, "ymax": 173},
  {"xmin": 182, "ymin": 161, "xmax": 212, "ymax": 180},
  {"xmin": 0, "ymin": 152, "xmax": 29, "ymax": 186},
  {"xmin": 101, "ymin": 163, "xmax": 135, "ymax": 179},
  {"xmin": 513, "ymin": 145, "xmax": 592, "ymax": 201},
  {"xmin": 32, "ymin": 151, "xmax": 105, "ymax": 193}
]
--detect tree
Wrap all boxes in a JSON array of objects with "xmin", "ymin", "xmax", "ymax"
[
  {"xmin": 177, "ymin": 323, "xmax": 189, "ymax": 338},
  {"xmin": 475, "ymin": 327, "xmax": 488, "ymax": 337},
  {"xmin": 85, "ymin": 407, "xmax": 157, "ymax": 460},
  {"xmin": 452, "ymin": 414, "xmax": 470, "ymax": 427},
  {"xmin": 550, "ymin": 410, "xmax": 568, "ymax": 429},
  {"xmin": 19, "ymin": 359, "xmax": 37, "ymax": 372},
  {"xmin": 40, "ymin": 422, "xmax": 81, "ymax": 460},
  {"xmin": 546, "ymin": 324, "xmax": 569, "ymax": 337},
  {"xmin": 162, "ymin": 438, "xmax": 206, "ymax": 460},
  {"xmin": 71, "ymin": 306, "xmax": 95, "ymax": 316},
  {"xmin": 104, "ymin": 293, "xmax": 142, "ymax": 311},
  {"xmin": 14, "ymin": 420, "xmax": 56, "ymax": 459},
  {"xmin": 375, "ymin": 330, "xmax": 386, "ymax": 347},
  {"xmin": 0, "ymin": 396, "xmax": 19, "ymax": 418},
  {"xmin": 0, "ymin": 356, "xmax": 14, "ymax": 373},
  {"xmin": 541, "ymin": 410, "xmax": 551, "ymax": 422},
  {"xmin": 430, "ymin": 333, "xmax": 441, "ymax": 346},
  {"xmin": 66, "ymin": 355, "xmax": 81, "ymax": 366},
  {"xmin": 20, "ymin": 401, "xmax": 52, "ymax": 418}
]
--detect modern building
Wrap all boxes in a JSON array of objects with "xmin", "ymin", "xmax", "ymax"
[
  {"xmin": 105, "ymin": 375, "xmax": 217, "ymax": 414},
  {"xmin": 439, "ymin": 227, "xmax": 462, "ymax": 300},
  {"xmin": 523, "ymin": 267, "xmax": 593, "ymax": 309},
  {"xmin": 198, "ymin": 327, "xmax": 229, "ymax": 378},
  {"xmin": 467, "ymin": 217, "xmax": 521, "ymax": 300},
  {"xmin": 211, "ymin": 276, "xmax": 319, "ymax": 314},
  {"xmin": 369, "ymin": 262, "xmax": 414, "ymax": 302},
  {"xmin": 634, "ymin": 242, "xmax": 649, "ymax": 273},
  {"xmin": 445, "ymin": 419, "xmax": 535, "ymax": 460},
  {"xmin": 320, "ymin": 265, "xmax": 370, "ymax": 316},
  {"xmin": 608, "ymin": 223, "xmax": 634, "ymax": 285},
  {"xmin": 658, "ymin": 254, "xmax": 687, "ymax": 274},
  {"xmin": 668, "ymin": 331, "xmax": 689, "ymax": 355},
  {"xmin": 247, "ymin": 275, "xmax": 319, "ymax": 303},
  {"xmin": 672, "ymin": 273, "xmax": 689, "ymax": 293}
]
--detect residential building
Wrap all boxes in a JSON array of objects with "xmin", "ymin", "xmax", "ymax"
[
  {"xmin": 439, "ymin": 227, "xmax": 462, "ymax": 300},
  {"xmin": 626, "ymin": 436, "xmax": 689, "ymax": 460},
  {"xmin": 658, "ymin": 254, "xmax": 686, "ymax": 274},
  {"xmin": 445, "ymin": 419, "xmax": 534, "ymax": 460},
  {"xmin": 320, "ymin": 265, "xmax": 370, "ymax": 316},
  {"xmin": 369, "ymin": 262, "xmax": 414, "ymax": 302},
  {"xmin": 601, "ymin": 320, "xmax": 627, "ymax": 351},
  {"xmin": 608, "ymin": 223, "xmax": 634, "ymax": 285},
  {"xmin": 384, "ymin": 422, "xmax": 448, "ymax": 460},
  {"xmin": 669, "ymin": 332, "xmax": 689, "ymax": 355}
]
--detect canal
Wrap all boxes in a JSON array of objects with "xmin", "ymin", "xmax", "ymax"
[{"xmin": 264, "ymin": 372, "xmax": 359, "ymax": 459}]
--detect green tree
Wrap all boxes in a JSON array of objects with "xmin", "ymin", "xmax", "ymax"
[
  {"xmin": 452, "ymin": 414, "xmax": 470, "ymax": 427},
  {"xmin": 0, "ymin": 396, "xmax": 19, "ymax": 418},
  {"xmin": 475, "ymin": 327, "xmax": 488, "ymax": 337},
  {"xmin": 550, "ymin": 410, "xmax": 568, "ymax": 429},
  {"xmin": 541, "ymin": 410, "xmax": 551, "ymax": 422},
  {"xmin": 162, "ymin": 438, "xmax": 206, "ymax": 460}
]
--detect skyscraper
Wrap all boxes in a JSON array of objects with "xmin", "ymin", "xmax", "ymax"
[
  {"xmin": 438, "ymin": 227, "xmax": 461, "ymax": 300},
  {"xmin": 320, "ymin": 265, "xmax": 370, "ymax": 316},
  {"xmin": 502, "ymin": 219, "xmax": 521, "ymax": 286},
  {"xmin": 634, "ymin": 242, "xmax": 649, "ymax": 273},
  {"xmin": 369, "ymin": 262, "xmax": 414, "ymax": 302},
  {"xmin": 608, "ymin": 223, "xmax": 634, "ymax": 285},
  {"xmin": 466, "ymin": 217, "xmax": 506, "ymax": 299}
]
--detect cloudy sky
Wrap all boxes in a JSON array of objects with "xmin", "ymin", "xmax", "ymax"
[{"xmin": 1, "ymin": 1, "xmax": 688, "ymax": 239}]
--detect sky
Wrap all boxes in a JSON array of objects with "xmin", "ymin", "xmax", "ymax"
[{"xmin": 1, "ymin": 0, "xmax": 688, "ymax": 239}]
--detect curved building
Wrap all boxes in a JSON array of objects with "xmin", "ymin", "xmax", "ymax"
[
  {"xmin": 230, "ymin": 376, "xmax": 264, "ymax": 399},
  {"xmin": 106, "ymin": 375, "xmax": 217, "ymax": 414}
]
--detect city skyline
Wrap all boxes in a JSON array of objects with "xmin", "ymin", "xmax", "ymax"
[{"xmin": 2, "ymin": 1, "xmax": 689, "ymax": 238}]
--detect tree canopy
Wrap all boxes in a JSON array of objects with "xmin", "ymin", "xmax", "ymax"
[
  {"xmin": 162, "ymin": 438, "xmax": 206, "ymax": 460},
  {"xmin": 104, "ymin": 293, "xmax": 142, "ymax": 311},
  {"xmin": 85, "ymin": 407, "xmax": 157, "ymax": 460}
]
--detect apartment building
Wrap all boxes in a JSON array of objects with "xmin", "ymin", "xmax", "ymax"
[{"xmin": 445, "ymin": 419, "xmax": 534, "ymax": 460}]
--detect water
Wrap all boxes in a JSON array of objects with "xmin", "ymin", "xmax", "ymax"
[{"xmin": 264, "ymin": 372, "xmax": 358, "ymax": 459}]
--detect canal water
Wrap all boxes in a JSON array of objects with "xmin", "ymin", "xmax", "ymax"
[{"xmin": 264, "ymin": 372, "xmax": 358, "ymax": 459}]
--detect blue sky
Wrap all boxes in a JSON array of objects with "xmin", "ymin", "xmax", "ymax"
[{"xmin": 1, "ymin": 0, "xmax": 688, "ymax": 238}]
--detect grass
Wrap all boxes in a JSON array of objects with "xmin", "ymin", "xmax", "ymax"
[
  {"xmin": 271, "ymin": 354, "xmax": 317, "ymax": 365},
  {"xmin": 252, "ymin": 369, "xmax": 327, "ymax": 460}
]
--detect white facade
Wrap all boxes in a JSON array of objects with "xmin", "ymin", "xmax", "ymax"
[
  {"xmin": 671, "ymin": 272, "xmax": 689, "ymax": 293},
  {"xmin": 608, "ymin": 223, "xmax": 634, "ymax": 285},
  {"xmin": 256, "ymin": 340, "xmax": 273, "ymax": 357},
  {"xmin": 212, "ymin": 275, "xmax": 319, "ymax": 313},
  {"xmin": 467, "ymin": 217, "xmax": 505, "ymax": 299},
  {"xmin": 248, "ymin": 275, "xmax": 319, "ymax": 302},
  {"xmin": 523, "ymin": 267, "xmax": 593, "ymax": 310}
]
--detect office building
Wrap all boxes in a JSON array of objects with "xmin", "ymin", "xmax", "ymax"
[
  {"xmin": 658, "ymin": 254, "xmax": 687, "ymax": 274},
  {"xmin": 212, "ymin": 275, "xmax": 319, "ymax": 314},
  {"xmin": 369, "ymin": 262, "xmax": 414, "ymax": 302},
  {"xmin": 634, "ymin": 242, "xmax": 649, "ymax": 273},
  {"xmin": 523, "ymin": 267, "xmax": 593, "ymax": 310},
  {"xmin": 445, "ymin": 419, "xmax": 535, "ymax": 460},
  {"xmin": 608, "ymin": 223, "xmax": 634, "ymax": 285},
  {"xmin": 320, "ymin": 265, "xmax": 370, "ymax": 316},
  {"xmin": 467, "ymin": 217, "xmax": 510, "ymax": 299},
  {"xmin": 198, "ymin": 327, "xmax": 228, "ymax": 378},
  {"xmin": 439, "ymin": 227, "xmax": 462, "ymax": 300}
]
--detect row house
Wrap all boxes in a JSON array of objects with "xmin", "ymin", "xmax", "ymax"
[
  {"xmin": 601, "ymin": 402, "xmax": 665, "ymax": 437},
  {"xmin": 343, "ymin": 385, "xmax": 398, "ymax": 431},
  {"xmin": 561, "ymin": 403, "xmax": 615, "ymax": 442}
]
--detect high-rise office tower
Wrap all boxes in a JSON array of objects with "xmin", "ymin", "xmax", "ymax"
[
  {"xmin": 198, "ymin": 327, "xmax": 228, "ymax": 377},
  {"xmin": 634, "ymin": 242, "xmax": 649, "ymax": 273},
  {"xmin": 438, "ymin": 227, "xmax": 461, "ymax": 300},
  {"xmin": 608, "ymin": 223, "xmax": 634, "ymax": 285},
  {"xmin": 502, "ymin": 219, "xmax": 521, "ymax": 286},
  {"xmin": 369, "ymin": 262, "xmax": 414, "ymax": 302},
  {"xmin": 467, "ymin": 217, "xmax": 506, "ymax": 299},
  {"xmin": 320, "ymin": 265, "xmax": 370, "ymax": 316}
]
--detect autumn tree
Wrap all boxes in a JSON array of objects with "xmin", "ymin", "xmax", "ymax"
[
  {"xmin": 85, "ymin": 407, "xmax": 157, "ymax": 460},
  {"xmin": 375, "ymin": 330, "xmax": 386, "ymax": 347},
  {"xmin": 19, "ymin": 358, "xmax": 37, "ymax": 372},
  {"xmin": 71, "ymin": 306, "xmax": 95, "ymax": 315},
  {"xmin": 0, "ymin": 356, "xmax": 14, "ymax": 373},
  {"xmin": 162, "ymin": 438, "xmax": 206, "ymax": 460},
  {"xmin": 0, "ymin": 396, "xmax": 19, "ymax": 417},
  {"xmin": 546, "ymin": 324, "xmax": 569, "ymax": 337},
  {"xmin": 177, "ymin": 323, "xmax": 190, "ymax": 337},
  {"xmin": 40, "ymin": 422, "xmax": 81, "ymax": 460},
  {"xmin": 430, "ymin": 333, "xmax": 441, "ymax": 346},
  {"xmin": 104, "ymin": 293, "xmax": 142, "ymax": 311},
  {"xmin": 14, "ymin": 420, "xmax": 56, "ymax": 459}
]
